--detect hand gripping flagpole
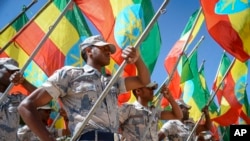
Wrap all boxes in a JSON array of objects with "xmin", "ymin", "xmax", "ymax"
[
  {"xmin": 186, "ymin": 58, "xmax": 236, "ymax": 141},
  {"xmin": 0, "ymin": 0, "xmax": 73, "ymax": 104},
  {"xmin": 141, "ymin": 35, "xmax": 205, "ymax": 141},
  {"xmin": 70, "ymin": 0, "xmax": 169, "ymax": 140}
]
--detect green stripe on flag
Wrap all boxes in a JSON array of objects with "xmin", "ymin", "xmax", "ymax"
[{"xmin": 12, "ymin": 13, "xmax": 29, "ymax": 31}]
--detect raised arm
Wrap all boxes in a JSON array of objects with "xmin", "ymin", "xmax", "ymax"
[
  {"xmin": 196, "ymin": 105, "xmax": 212, "ymax": 135},
  {"xmin": 122, "ymin": 46, "xmax": 150, "ymax": 91},
  {"xmin": 160, "ymin": 84, "xmax": 183, "ymax": 120}
]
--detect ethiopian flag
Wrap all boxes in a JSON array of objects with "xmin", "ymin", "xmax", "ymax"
[
  {"xmin": 75, "ymin": 0, "xmax": 161, "ymax": 104},
  {"xmin": 201, "ymin": 0, "xmax": 250, "ymax": 62},
  {"xmin": 12, "ymin": 0, "xmax": 92, "ymax": 87},
  {"xmin": 161, "ymin": 8, "xmax": 203, "ymax": 108},
  {"xmin": 212, "ymin": 54, "xmax": 248, "ymax": 126}
]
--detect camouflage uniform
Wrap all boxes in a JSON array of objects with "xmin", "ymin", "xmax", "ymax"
[
  {"xmin": 119, "ymin": 101, "xmax": 161, "ymax": 141},
  {"xmin": 0, "ymin": 93, "xmax": 25, "ymax": 141},
  {"xmin": 42, "ymin": 64, "xmax": 126, "ymax": 136},
  {"xmin": 17, "ymin": 125, "xmax": 66, "ymax": 141},
  {"xmin": 159, "ymin": 120, "xmax": 196, "ymax": 141},
  {"xmin": 17, "ymin": 125, "xmax": 39, "ymax": 141}
]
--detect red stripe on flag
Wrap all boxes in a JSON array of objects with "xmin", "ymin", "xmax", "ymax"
[
  {"xmin": 200, "ymin": 0, "xmax": 250, "ymax": 61},
  {"xmin": 0, "ymin": 52, "xmax": 8, "ymax": 58},
  {"xmin": 240, "ymin": 111, "xmax": 250, "ymax": 124},
  {"xmin": 212, "ymin": 106, "xmax": 241, "ymax": 126},
  {"xmin": 161, "ymin": 40, "xmax": 185, "ymax": 108},
  {"xmin": 15, "ymin": 22, "xmax": 65, "ymax": 76},
  {"xmin": 75, "ymin": 0, "xmax": 137, "ymax": 77}
]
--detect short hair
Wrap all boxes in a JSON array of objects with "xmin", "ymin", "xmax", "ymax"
[
  {"xmin": 132, "ymin": 89, "xmax": 138, "ymax": 99},
  {"xmin": 81, "ymin": 49, "xmax": 88, "ymax": 62}
]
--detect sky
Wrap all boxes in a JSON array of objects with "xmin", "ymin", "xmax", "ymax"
[{"xmin": 0, "ymin": 0, "xmax": 249, "ymax": 94}]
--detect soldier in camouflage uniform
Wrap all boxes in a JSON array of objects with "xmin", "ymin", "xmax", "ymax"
[
  {"xmin": 158, "ymin": 100, "xmax": 212, "ymax": 141},
  {"xmin": 0, "ymin": 58, "xmax": 36, "ymax": 141},
  {"xmin": 119, "ymin": 82, "xmax": 183, "ymax": 141},
  {"xmin": 18, "ymin": 35, "xmax": 151, "ymax": 141}
]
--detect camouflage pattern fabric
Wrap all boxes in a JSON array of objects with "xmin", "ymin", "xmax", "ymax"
[
  {"xmin": 119, "ymin": 101, "xmax": 161, "ymax": 141},
  {"xmin": 42, "ymin": 65, "xmax": 126, "ymax": 136},
  {"xmin": 0, "ymin": 93, "xmax": 25, "ymax": 141},
  {"xmin": 159, "ymin": 120, "xmax": 196, "ymax": 141}
]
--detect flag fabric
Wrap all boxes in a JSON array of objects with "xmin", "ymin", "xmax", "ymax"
[
  {"xmin": 219, "ymin": 126, "xmax": 230, "ymax": 141},
  {"xmin": 181, "ymin": 50, "xmax": 207, "ymax": 121},
  {"xmin": 161, "ymin": 54, "xmax": 193, "ymax": 108},
  {"xmin": 239, "ymin": 88, "xmax": 250, "ymax": 124},
  {"xmin": 212, "ymin": 53, "xmax": 231, "ymax": 106},
  {"xmin": 12, "ymin": 0, "xmax": 92, "ymax": 87},
  {"xmin": 161, "ymin": 9, "xmax": 203, "ymax": 108},
  {"xmin": 76, "ymin": 0, "xmax": 161, "ymax": 73},
  {"xmin": 211, "ymin": 56, "xmax": 248, "ymax": 126},
  {"xmin": 0, "ymin": 10, "xmax": 30, "ymax": 95},
  {"xmin": 198, "ymin": 62, "xmax": 220, "ymax": 140},
  {"xmin": 1, "ymin": 0, "xmax": 92, "ymax": 129},
  {"xmin": 200, "ymin": 0, "xmax": 250, "ymax": 62},
  {"xmin": 75, "ymin": 0, "xmax": 161, "ymax": 104}
]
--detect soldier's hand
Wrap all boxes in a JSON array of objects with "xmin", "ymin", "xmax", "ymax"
[
  {"xmin": 9, "ymin": 71, "xmax": 24, "ymax": 85},
  {"xmin": 121, "ymin": 46, "xmax": 139, "ymax": 64}
]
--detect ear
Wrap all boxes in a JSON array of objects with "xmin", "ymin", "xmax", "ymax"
[
  {"xmin": 85, "ymin": 47, "xmax": 92, "ymax": 56},
  {"xmin": 135, "ymin": 88, "xmax": 143, "ymax": 96},
  {"xmin": 85, "ymin": 47, "xmax": 91, "ymax": 53}
]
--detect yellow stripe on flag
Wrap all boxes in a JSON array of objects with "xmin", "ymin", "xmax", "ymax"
[
  {"xmin": 0, "ymin": 26, "xmax": 16, "ymax": 45},
  {"xmin": 50, "ymin": 16, "xmax": 80, "ymax": 55},
  {"xmin": 110, "ymin": 0, "xmax": 133, "ymax": 16},
  {"xmin": 229, "ymin": 9, "xmax": 250, "ymax": 55},
  {"xmin": 187, "ymin": 98, "xmax": 202, "ymax": 121},
  {"xmin": 34, "ymin": 3, "xmax": 79, "ymax": 55}
]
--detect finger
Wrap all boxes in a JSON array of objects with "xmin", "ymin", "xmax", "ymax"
[{"xmin": 123, "ymin": 50, "xmax": 136, "ymax": 58}]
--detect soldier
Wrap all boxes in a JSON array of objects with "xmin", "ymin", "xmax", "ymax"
[
  {"xmin": 158, "ymin": 100, "xmax": 212, "ymax": 141},
  {"xmin": 0, "ymin": 57, "xmax": 36, "ymax": 141},
  {"xmin": 119, "ymin": 83, "xmax": 182, "ymax": 141},
  {"xmin": 18, "ymin": 35, "xmax": 150, "ymax": 141}
]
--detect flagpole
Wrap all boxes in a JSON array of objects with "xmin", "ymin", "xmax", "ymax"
[
  {"xmin": 0, "ymin": 0, "xmax": 53, "ymax": 55},
  {"xmin": 198, "ymin": 59, "xmax": 206, "ymax": 72},
  {"xmin": 186, "ymin": 57, "xmax": 236, "ymax": 141},
  {"xmin": 141, "ymin": 35, "xmax": 204, "ymax": 141},
  {"xmin": 142, "ymin": 8, "xmax": 202, "ymax": 140},
  {"xmin": 49, "ymin": 112, "xmax": 61, "ymax": 132},
  {"xmin": 0, "ymin": 0, "xmax": 73, "ymax": 104},
  {"xmin": 0, "ymin": 0, "xmax": 38, "ymax": 33},
  {"xmin": 153, "ymin": 35, "xmax": 205, "ymax": 101},
  {"xmin": 70, "ymin": 0, "xmax": 170, "ymax": 140},
  {"xmin": 153, "ymin": 7, "xmax": 203, "ymax": 101}
]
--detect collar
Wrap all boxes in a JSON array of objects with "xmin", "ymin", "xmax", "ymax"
[
  {"xmin": 133, "ymin": 101, "xmax": 154, "ymax": 114},
  {"xmin": 83, "ymin": 64, "xmax": 102, "ymax": 77}
]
